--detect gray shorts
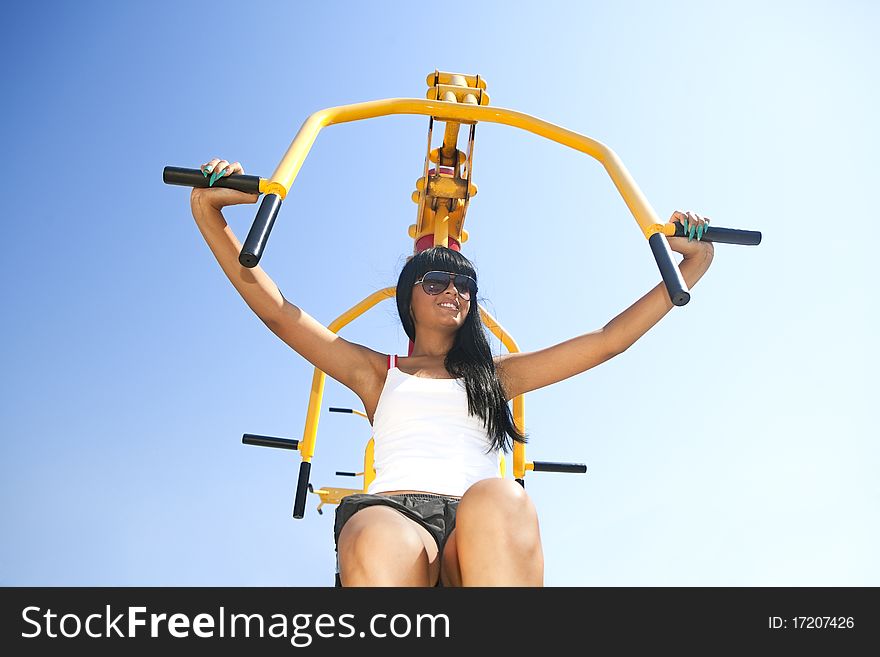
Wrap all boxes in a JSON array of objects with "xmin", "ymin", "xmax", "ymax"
[{"xmin": 333, "ymin": 492, "xmax": 461, "ymax": 586}]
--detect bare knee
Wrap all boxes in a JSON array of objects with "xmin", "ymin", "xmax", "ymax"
[
  {"xmin": 459, "ymin": 479, "xmax": 538, "ymax": 521},
  {"xmin": 337, "ymin": 507, "xmax": 436, "ymax": 586},
  {"xmin": 457, "ymin": 479, "xmax": 541, "ymax": 550}
]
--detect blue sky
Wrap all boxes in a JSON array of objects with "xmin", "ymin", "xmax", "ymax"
[{"xmin": 2, "ymin": 0, "xmax": 877, "ymax": 586}]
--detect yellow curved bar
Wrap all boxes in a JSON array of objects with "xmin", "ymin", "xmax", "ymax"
[
  {"xmin": 268, "ymin": 99, "xmax": 663, "ymax": 237},
  {"xmin": 363, "ymin": 438, "xmax": 375, "ymax": 491},
  {"xmin": 297, "ymin": 287, "xmax": 395, "ymax": 461},
  {"xmin": 477, "ymin": 306, "xmax": 527, "ymax": 480}
]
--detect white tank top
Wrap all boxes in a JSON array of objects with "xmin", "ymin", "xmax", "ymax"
[{"xmin": 367, "ymin": 354, "xmax": 502, "ymax": 497}]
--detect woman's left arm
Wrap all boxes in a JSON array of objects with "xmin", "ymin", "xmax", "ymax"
[
  {"xmin": 603, "ymin": 210, "xmax": 714, "ymax": 354},
  {"xmin": 494, "ymin": 211, "xmax": 714, "ymax": 400}
]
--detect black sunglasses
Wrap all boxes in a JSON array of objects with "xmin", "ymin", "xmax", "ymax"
[{"xmin": 413, "ymin": 271, "xmax": 477, "ymax": 300}]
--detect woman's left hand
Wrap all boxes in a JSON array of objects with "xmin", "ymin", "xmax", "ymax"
[{"xmin": 667, "ymin": 210, "xmax": 715, "ymax": 260}]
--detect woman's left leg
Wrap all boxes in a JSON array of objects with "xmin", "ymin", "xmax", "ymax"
[{"xmin": 440, "ymin": 478, "xmax": 543, "ymax": 586}]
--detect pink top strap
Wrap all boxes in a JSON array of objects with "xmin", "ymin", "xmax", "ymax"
[{"xmin": 387, "ymin": 354, "xmax": 396, "ymax": 370}]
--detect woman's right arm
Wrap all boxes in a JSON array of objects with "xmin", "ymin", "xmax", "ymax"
[{"xmin": 190, "ymin": 158, "xmax": 382, "ymax": 395}]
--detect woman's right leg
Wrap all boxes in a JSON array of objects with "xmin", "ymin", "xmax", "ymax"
[{"xmin": 337, "ymin": 506, "xmax": 440, "ymax": 586}]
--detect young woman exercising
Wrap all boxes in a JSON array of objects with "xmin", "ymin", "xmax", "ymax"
[{"xmin": 190, "ymin": 157, "xmax": 714, "ymax": 587}]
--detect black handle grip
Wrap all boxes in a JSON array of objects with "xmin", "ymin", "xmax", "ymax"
[
  {"xmin": 242, "ymin": 433, "xmax": 299, "ymax": 450},
  {"xmin": 240, "ymin": 193, "xmax": 283, "ymax": 268},
  {"xmin": 329, "ymin": 407, "xmax": 354, "ymax": 414},
  {"xmin": 650, "ymin": 232, "xmax": 691, "ymax": 307},
  {"xmin": 163, "ymin": 166, "xmax": 262, "ymax": 194},
  {"xmin": 335, "ymin": 471, "xmax": 358, "ymax": 477},
  {"xmin": 652, "ymin": 220, "xmax": 763, "ymax": 306},
  {"xmin": 293, "ymin": 461, "xmax": 312, "ymax": 519},
  {"xmin": 672, "ymin": 221, "xmax": 762, "ymax": 246},
  {"xmin": 531, "ymin": 461, "xmax": 588, "ymax": 474}
]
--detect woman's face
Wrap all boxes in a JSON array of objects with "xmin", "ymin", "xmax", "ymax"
[{"xmin": 410, "ymin": 271, "xmax": 472, "ymax": 331}]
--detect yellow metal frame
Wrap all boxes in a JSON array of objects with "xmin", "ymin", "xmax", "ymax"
[
  {"xmin": 272, "ymin": 71, "xmax": 601, "ymax": 512},
  {"xmin": 256, "ymin": 71, "xmax": 673, "ymax": 242}
]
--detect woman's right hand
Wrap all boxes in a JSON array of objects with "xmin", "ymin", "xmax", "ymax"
[{"xmin": 190, "ymin": 157, "xmax": 260, "ymax": 210}]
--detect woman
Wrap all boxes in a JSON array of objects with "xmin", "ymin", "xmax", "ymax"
[{"xmin": 191, "ymin": 157, "xmax": 714, "ymax": 587}]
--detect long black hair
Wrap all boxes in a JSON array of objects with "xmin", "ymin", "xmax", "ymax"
[{"xmin": 395, "ymin": 246, "xmax": 528, "ymax": 454}]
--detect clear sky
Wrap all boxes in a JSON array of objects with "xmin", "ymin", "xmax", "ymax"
[{"xmin": 2, "ymin": 0, "xmax": 877, "ymax": 586}]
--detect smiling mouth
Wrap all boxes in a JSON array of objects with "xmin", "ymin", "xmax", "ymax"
[{"xmin": 438, "ymin": 303, "xmax": 459, "ymax": 311}]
